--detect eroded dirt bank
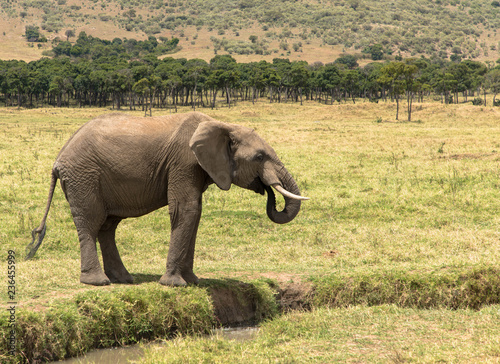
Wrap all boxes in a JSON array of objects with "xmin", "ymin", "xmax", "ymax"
[{"xmin": 208, "ymin": 280, "xmax": 313, "ymax": 326}]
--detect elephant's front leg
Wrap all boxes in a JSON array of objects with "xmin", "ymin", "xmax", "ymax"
[{"xmin": 160, "ymin": 197, "xmax": 202, "ymax": 286}]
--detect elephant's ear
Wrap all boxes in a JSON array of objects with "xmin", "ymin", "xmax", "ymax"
[{"xmin": 189, "ymin": 120, "xmax": 232, "ymax": 190}]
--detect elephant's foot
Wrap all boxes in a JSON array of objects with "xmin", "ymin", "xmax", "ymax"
[
  {"xmin": 159, "ymin": 273, "xmax": 187, "ymax": 287},
  {"xmin": 80, "ymin": 270, "xmax": 111, "ymax": 286},
  {"xmin": 105, "ymin": 268, "xmax": 134, "ymax": 284},
  {"xmin": 182, "ymin": 270, "xmax": 199, "ymax": 285}
]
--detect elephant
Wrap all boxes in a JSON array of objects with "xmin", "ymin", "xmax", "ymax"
[{"xmin": 26, "ymin": 111, "xmax": 308, "ymax": 286}]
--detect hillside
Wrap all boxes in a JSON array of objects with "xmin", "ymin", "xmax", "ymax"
[{"xmin": 0, "ymin": 0, "xmax": 500, "ymax": 63}]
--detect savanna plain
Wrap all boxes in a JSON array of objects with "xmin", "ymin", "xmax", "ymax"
[{"xmin": 2, "ymin": 100, "xmax": 500, "ymax": 362}]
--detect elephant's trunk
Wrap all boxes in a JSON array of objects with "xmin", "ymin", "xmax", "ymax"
[{"xmin": 264, "ymin": 169, "xmax": 306, "ymax": 224}]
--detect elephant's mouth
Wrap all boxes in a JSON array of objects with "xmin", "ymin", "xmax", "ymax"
[{"xmin": 248, "ymin": 177, "xmax": 266, "ymax": 195}]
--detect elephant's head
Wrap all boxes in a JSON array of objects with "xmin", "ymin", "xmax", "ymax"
[{"xmin": 190, "ymin": 120, "xmax": 308, "ymax": 224}]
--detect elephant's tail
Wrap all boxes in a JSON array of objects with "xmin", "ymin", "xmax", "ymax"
[{"xmin": 25, "ymin": 169, "xmax": 58, "ymax": 260}]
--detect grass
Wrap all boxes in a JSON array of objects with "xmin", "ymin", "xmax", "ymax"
[
  {"xmin": 1, "ymin": 100, "xmax": 500, "ymax": 361},
  {"xmin": 140, "ymin": 305, "xmax": 500, "ymax": 363},
  {"xmin": 0, "ymin": 284, "xmax": 215, "ymax": 362}
]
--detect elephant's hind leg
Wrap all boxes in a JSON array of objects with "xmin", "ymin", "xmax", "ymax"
[
  {"xmin": 65, "ymin": 178, "xmax": 110, "ymax": 286},
  {"xmin": 73, "ymin": 215, "xmax": 111, "ymax": 286},
  {"xmin": 98, "ymin": 218, "xmax": 133, "ymax": 284}
]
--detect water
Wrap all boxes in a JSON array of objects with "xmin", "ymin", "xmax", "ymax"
[
  {"xmin": 59, "ymin": 346, "xmax": 145, "ymax": 364},
  {"xmin": 215, "ymin": 326, "xmax": 259, "ymax": 342},
  {"xmin": 53, "ymin": 327, "xmax": 259, "ymax": 363}
]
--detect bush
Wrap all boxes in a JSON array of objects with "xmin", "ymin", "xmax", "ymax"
[
  {"xmin": 472, "ymin": 97, "xmax": 484, "ymax": 105},
  {"xmin": 25, "ymin": 25, "xmax": 46, "ymax": 42}
]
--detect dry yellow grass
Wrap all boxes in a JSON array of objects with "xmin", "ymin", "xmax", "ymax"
[
  {"xmin": 2, "ymin": 100, "xmax": 500, "ymax": 362},
  {"xmin": 2, "ymin": 99, "xmax": 500, "ymax": 307}
]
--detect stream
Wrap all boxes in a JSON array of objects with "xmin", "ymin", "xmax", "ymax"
[{"xmin": 55, "ymin": 327, "xmax": 259, "ymax": 363}]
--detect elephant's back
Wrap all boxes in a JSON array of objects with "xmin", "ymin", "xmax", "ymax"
[
  {"xmin": 56, "ymin": 113, "xmax": 178, "ymax": 159},
  {"xmin": 54, "ymin": 111, "xmax": 214, "ymax": 167},
  {"xmin": 64, "ymin": 112, "xmax": 213, "ymax": 147}
]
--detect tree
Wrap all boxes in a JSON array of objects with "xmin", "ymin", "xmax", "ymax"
[
  {"xmin": 208, "ymin": 55, "xmax": 239, "ymax": 108},
  {"xmin": 364, "ymin": 44, "xmax": 384, "ymax": 61},
  {"xmin": 289, "ymin": 61, "xmax": 310, "ymax": 105},
  {"xmin": 322, "ymin": 63, "xmax": 342, "ymax": 103},
  {"xmin": 272, "ymin": 58, "xmax": 292, "ymax": 103},
  {"xmin": 334, "ymin": 55, "xmax": 359, "ymax": 70},
  {"xmin": 485, "ymin": 69, "xmax": 500, "ymax": 105},
  {"xmin": 65, "ymin": 29, "xmax": 75, "ymax": 41},
  {"xmin": 401, "ymin": 62, "xmax": 419, "ymax": 121},
  {"xmin": 25, "ymin": 26, "xmax": 46, "ymax": 42},
  {"xmin": 133, "ymin": 78, "xmax": 151, "ymax": 115},
  {"xmin": 342, "ymin": 69, "xmax": 360, "ymax": 103},
  {"xmin": 378, "ymin": 62, "xmax": 418, "ymax": 120},
  {"xmin": 183, "ymin": 59, "xmax": 208, "ymax": 110},
  {"xmin": 360, "ymin": 63, "xmax": 384, "ymax": 100}
]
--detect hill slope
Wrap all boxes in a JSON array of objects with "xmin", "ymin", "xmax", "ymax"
[{"xmin": 1, "ymin": 0, "xmax": 499, "ymax": 63}]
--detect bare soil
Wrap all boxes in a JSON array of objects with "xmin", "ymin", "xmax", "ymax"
[{"xmin": 205, "ymin": 272, "xmax": 314, "ymax": 326}]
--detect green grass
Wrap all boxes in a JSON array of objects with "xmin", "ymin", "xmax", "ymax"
[
  {"xmin": 1, "ymin": 101, "xmax": 500, "ymax": 360},
  {"xmin": 140, "ymin": 305, "xmax": 500, "ymax": 363},
  {"xmin": 0, "ymin": 284, "xmax": 215, "ymax": 363}
]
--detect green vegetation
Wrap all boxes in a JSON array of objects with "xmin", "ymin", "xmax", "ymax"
[
  {"xmin": 0, "ymin": 284, "xmax": 215, "ymax": 362},
  {"xmin": 2, "ymin": 0, "xmax": 500, "ymax": 61},
  {"xmin": 1, "ymin": 101, "xmax": 500, "ymax": 361},
  {"xmin": 313, "ymin": 268, "xmax": 500, "ymax": 309},
  {"xmin": 0, "ymin": 35, "xmax": 499, "ymax": 114},
  {"xmin": 141, "ymin": 305, "xmax": 500, "ymax": 363},
  {"xmin": 117, "ymin": 0, "xmax": 500, "ymax": 60},
  {"xmin": 24, "ymin": 26, "xmax": 47, "ymax": 43},
  {"xmin": 50, "ymin": 32, "xmax": 179, "ymax": 58}
]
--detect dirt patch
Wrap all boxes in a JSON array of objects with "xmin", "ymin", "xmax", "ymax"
[
  {"xmin": 208, "ymin": 283, "xmax": 258, "ymax": 326},
  {"xmin": 277, "ymin": 282, "xmax": 314, "ymax": 312},
  {"xmin": 205, "ymin": 275, "xmax": 314, "ymax": 326}
]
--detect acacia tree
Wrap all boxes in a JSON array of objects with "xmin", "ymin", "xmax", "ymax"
[
  {"xmin": 208, "ymin": 55, "xmax": 239, "ymax": 108},
  {"xmin": 133, "ymin": 78, "xmax": 150, "ymax": 115},
  {"xmin": 378, "ymin": 61, "xmax": 418, "ymax": 121},
  {"xmin": 342, "ymin": 69, "xmax": 360, "ymax": 104},
  {"xmin": 65, "ymin": 29, "xmax": 75, "ymax": 41},
  {"xmin": 378, "ymin": 62, "xmax": 405, "ymax": 120},
  {"xmin": 289, "ymin": 61, "xmax": 310, "ymax": 105},
  {"xmin": 321, "ymin": 63, "xmax": 342, "ymax": 104},
  {"xmin": 401, "ymin": 62, "xmax": 419, "ymax": 121},
  {"xmin": 485, "ymin": 69, "xmax": 500, "ymax": 105},
  {"xmin": 183, "ymin": 58, "xmax": 208, "ymax": 110}
]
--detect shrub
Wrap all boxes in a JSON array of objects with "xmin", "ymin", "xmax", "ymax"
[{"xmin": 472, "ymin": 97, "xmax": 484, "ymax": 105}]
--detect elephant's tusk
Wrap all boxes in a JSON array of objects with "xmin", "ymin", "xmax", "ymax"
[{"xmin": 272, "ymin": 184, "xmax": 310, "ymax": 200}]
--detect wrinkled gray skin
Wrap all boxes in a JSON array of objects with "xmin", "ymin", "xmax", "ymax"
[{"xmin": 28, "ymin": 112, "xmax": 304, "ymax": 286}]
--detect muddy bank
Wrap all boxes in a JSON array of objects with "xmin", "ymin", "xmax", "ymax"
[{"xmin": 207, "ymin": 280, "xmax": 313, "ymax": 326}]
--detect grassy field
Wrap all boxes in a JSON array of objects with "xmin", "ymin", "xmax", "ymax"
[
  {"xmin": 142, "ymin": 305, "xmax": 500, "ymax": 363},
  {"xmin": 1, "ymin": 100, "xmax": 500, "ymax": 361}
]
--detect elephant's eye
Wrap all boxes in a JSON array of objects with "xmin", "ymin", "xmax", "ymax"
[{"xmin": 254, "ymin": 153, "xmax": 264, "ymax": 162}]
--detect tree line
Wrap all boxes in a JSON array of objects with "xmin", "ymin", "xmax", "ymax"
[{"xmin": 1, "ymin": 33, "xmax": 500, "ymax": 119}]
